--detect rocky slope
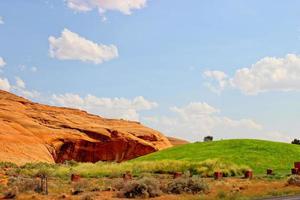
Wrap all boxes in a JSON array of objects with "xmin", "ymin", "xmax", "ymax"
[
  {"xmin": 167, "ymin": 137, "xmax": 190, "ymax": 146},
  {"xmin": 0, "ymin": 90, "xmax": 172, "ymax": 165}
]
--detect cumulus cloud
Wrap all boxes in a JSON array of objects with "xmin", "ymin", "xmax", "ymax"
[
  {"xmin": 15, "ymin": 77, "xmax": 25, "ymax": 89},
  {"xmin": 0, "ymin": 76, "xmax": 39, "ymax": 98},
  {"xmin": 49, "ymin": 29, "xmax": 118, "ymax": 64},
  {"xmin": 66, "ymin": 0, "xmax": 147, "ymax": 15},
  {"xmin": 51, "ymin": 93, "xmax": 158, "ymax": 121},
  {"xmin": 12, "ymin": 77, "xmax": 40, "ymax": 99},
  {"xmin": 0, "ymin": 57, "xmax": 6, "ymax": 68},
  {"xmin": 203, "ymin": 70, "xmax": 230, "ymax": 94},
  {"xmin": 204, "ymin": 54, "xmax": 300, "ymax": 95},
  {"xmin": 0, "ymin": 77, "xmax": 11, "ymax": 91},
  {"xmin": 0, "ymin": 16, "xmax": 3, "ymax": 24},
  {"xmin": 143, "ymin": 102, "xmax": 289, "ymax": 142}
]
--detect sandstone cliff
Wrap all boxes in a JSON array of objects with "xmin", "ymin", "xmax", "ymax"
[
  {"xmin": 0, "ymin": 90, "xmax": 172, "ymax": 165},
  {"xmin": 167, "ymin": 137, "xmax": 189, "ymax": 147}
]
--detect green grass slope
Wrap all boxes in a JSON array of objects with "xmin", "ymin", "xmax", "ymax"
[{"xmin": 134, "ymin": 139, "xmax": 300, "ymax": 174}]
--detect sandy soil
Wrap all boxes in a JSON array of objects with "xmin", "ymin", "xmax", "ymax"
[{"xmin": 12, "ymin": 177, "xmax": 300, "ymax": 200}]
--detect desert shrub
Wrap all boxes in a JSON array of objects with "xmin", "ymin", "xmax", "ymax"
[
  {"xmin": 17, "ymin": 162, "xmax": 71, "ymax": 179},
  {"xmin": 0, "ymin": 162, "xmax": 18, "ymax": 169},
  {"xmin": 2, "ymin": 186, "xmax": 19, "ymax": 199},
  {"xmin": 166, "ymin": 176, "xmax": 209, "ymax": 194},
  {"xmin": 217, "ymin": 190, "xmax": 227, "ymax": 199},
  {"xmin": 80, "ymin": 193, "xmax": 95, "ymax": 200},
  {"xmin": 112, "ymin": 179, "xmax": 125, "ymax": 191},
  {"xmin": 72, "ymin": 180, "xmax": 90, "ymax": 195},
  {"xmin": 64, "ymin": 160, "xmax": 79, "ymax": 167},
  {"xmin": 216, "ymin": 191, "xmax": 248, "ymax": 200},
  {"xmin": 18, "ymin": 162, "xmax": 56, "ymax": 178},
  {"xmin": 116, "ymin": 177, "xmax": 162, "ymax": 198},
  {"xmin": 287, "ymin": 175, "xmax": 300, "ymax": 186},
  {"xmin": 12, "ymin": 159, "xmax": 249, "ymax": 179},
  {"xmin": 35, "ymin": 168, "xmax": 52, "ymax": 178},
  {"xmin": 7, "ymin": 176, "xmax": 40, "ymax": 193},
  {"xmin": 21, "ymin": 162, "xmax": 56, "ymax": 170}
]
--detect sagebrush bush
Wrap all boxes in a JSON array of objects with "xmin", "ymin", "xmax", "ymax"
[
  {"xmin": 7, "ymin": 176, "xmax": 40, "ymax": 193},
  {"xmin": 287, "ymin": 175, "xmax": 300, "ymax": 186},
  {"xmin": 165, "ymin": 176, "xmax": 209, "ymax": 194},
  {"xmin": 0, "ymin": 162, "xmax": 18, "ymax": 168},
  {"xmin": 72, "ymin": 180, "xmax": 90, "ymax": 195},
  {"xmin": 3, "ymin": 186, "xmax": 19, "ymax": 199},
  {"xmin": 116, "ymin": 177, "xmax": 162, "ymax": 198},
  {"xmin": 80, "ymin": 193, "xmax": 95, "ymax": 200}
]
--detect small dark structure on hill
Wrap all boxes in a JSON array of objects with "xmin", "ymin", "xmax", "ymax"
[
  {"xmin": 214, "ymin": 172, "xmax": 223, "ymax": 180},
  {"xmin": 71, "ymin": 174, "xmax": 81, "ymax": 182},
  {"xmin": 204, "ymin": 136, "xmax": 213, "ymax": 142},
  {"xmin": 292, "ymin": 162, "xmax": 300, "ymax": 175},
  {"xmin": 244, "ymin": 170, "xmax": 253, "ymax": 179},
  {"xmin": 267, "ymin": 169, "xmax": 273, "ymax": 175},
  {"xmin": 292, "ymin": 139, "xmax": 300, "ymax": 145},
  {"xmin": 291, "ymin": 168, "xmax": 298, "ymax": 175}
]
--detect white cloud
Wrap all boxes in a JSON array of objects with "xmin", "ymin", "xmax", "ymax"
[
  {"xmin": 18, "ymin": 65, "xmax": 38, "ymax": 73},
  {"xmin": 0, "ymin": 76, "xmax": 39, "ymax": 99},
  {"xmin": 15, "ymin": 77, "xmax": 25, "ymax": 89},
  {"xmin": 170, "ymin": 102, "xmax": 219, "ymax": 119},
  {"xmin": 51, "ymin": 93, "xmax": 157, "ymax": 121},
  {"xmin": 0, "ymin": 77, "xmax": 11, "ymax": 91},
  {"xmin": 143, "ymin": 102, "xmax": 289, "ymax": 142},
  {"xmin": 0, "ymin": 57, "xmax": 6, "ymax": 68},
  {"xmin": 0, "ymin": 16, "xmax": 4, "ymax": 24},
  {"xmin": 49, "ymin": 29, "xmax": 118, "ymax": 64},
  {"xmin": 203, "ymin": 70, "xmax": 229, "ymax": 94},
  {"xmin": 12, "ymin": 77, "xmax": 40, "ymax": 99},
  {"xmin": 204, "ymin": 54, "xmax": 300, "ymax": 95},
  {"xmin": 66, "ymin": 0, "xmax": 147, "ymax": 15}
]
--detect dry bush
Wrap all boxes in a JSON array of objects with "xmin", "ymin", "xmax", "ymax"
[
  {"xmin": 287, "ymin": 175, "xmax": 300, "ymax": 186},
  {"xmin": 2, "ymin": 186, "xmax": 19, "ymax": 199},
  {"xmin": 165, "ymin": 176, "xmax": 209, "ymax": 194},
  {"xmin": 7, "ymin": 176, "xmax": 40, "ymax": 193},
  {"xmin": 72, "ymin": 180, "xmax": 90, "ymax": 195},
  {"xmin": 116, "ymin": 177, "xmax": 162, "ymax": 198},
  {"xmin": 80, "ymin": 193, "xmax": 95, "ymax": 200}
]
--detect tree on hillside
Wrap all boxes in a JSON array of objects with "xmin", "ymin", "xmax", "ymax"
[
  {"xmin": 292, "ymin": 139, "xmax": 300, "ymax": 145},
  {"xmin": 204, "ymin": 136, "xmax": 213, "ymax": 142}
]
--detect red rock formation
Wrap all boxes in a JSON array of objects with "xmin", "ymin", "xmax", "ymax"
[
  {"xmin": 167, "ymin": 137, "xmax": 190, "ymax": 147},
  {"xmin": 0, "ymin": 90, "xmax": 172, "ymax": 164}
]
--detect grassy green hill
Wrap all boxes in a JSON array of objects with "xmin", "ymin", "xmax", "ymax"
[{"xmin": 134, "ymin": 139, "xmax": 300, "ymax": 174}]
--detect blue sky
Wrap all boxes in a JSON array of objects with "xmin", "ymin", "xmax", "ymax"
[{"xmin": 1, "ymin": 0, "xmax": 300, "ymax": 142}]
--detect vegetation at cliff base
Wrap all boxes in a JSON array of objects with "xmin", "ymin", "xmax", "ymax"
[{"xmin": 0, "ymin": 159, "xmax": 248, "ymax": 179}]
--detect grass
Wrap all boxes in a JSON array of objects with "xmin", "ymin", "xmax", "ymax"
[
  {"xmin": 1, "ymin": 159, "xmax": 248, "ymax": 179},
  {"xmin": 134, "ymin": 139, "xmax": 300, "ymax": 174}
]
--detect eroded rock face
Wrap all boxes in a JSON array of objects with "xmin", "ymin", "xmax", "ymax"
[{"xmin": 0, "ymin": 90, "xmax": 172, "ymax": 164}]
